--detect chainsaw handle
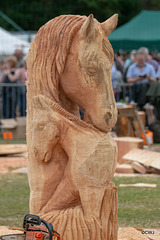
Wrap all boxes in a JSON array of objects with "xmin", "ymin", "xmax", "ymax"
[
  {"xmin": 23, "ymin": 214, "xmax": 60, "ymax": 240},
  {"xmin": 41, "ymin": 219, "xmax": 53, "ymax": 240},
  {"xmin": 23, "ymin": 214, "xmax": 41, "ymax": 228},
  {"xmin": 40, "ymin": 219, "xmax": 60, "ymax": 240}
]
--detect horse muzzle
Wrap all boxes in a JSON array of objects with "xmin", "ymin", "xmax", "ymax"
[{"xmin": 103, "ymin": 109, "xmax": 117, "ymax": 131}]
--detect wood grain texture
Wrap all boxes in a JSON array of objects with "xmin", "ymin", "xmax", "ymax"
[
  {"xmin": 122, "ymin": 148, "xmax": 160, "ymax": 170},
  {"xmin": 27, "ymin": 14, "xmax": 118, "ymax": 239}
]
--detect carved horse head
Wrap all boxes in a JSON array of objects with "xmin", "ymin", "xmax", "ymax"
[
  {"xmin": 60, "ymin": 14, "xmax": 118, "ymax": 132},
  {"xmin": 27, "ymin": 14, "xmax": 118, "ymax": 133}
]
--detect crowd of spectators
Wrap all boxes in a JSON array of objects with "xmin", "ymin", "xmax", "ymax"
[
  {"xmin": 111, "ymin": 47, "xmax": 160, "ymax": 106},
  {"xmin": 111, "ymin": 47, "xmax": 160, "ymax": 142},
  {"xmin": 0, "ymin": 49, "xmax": 27, "ymax": 118}
]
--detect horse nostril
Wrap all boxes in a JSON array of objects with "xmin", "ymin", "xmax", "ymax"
[
  {"xmin": 105, "ymin": 112, "xmax": 112, "ymax": 125},
  {"xmin": 105, "ymin": 112, "xmax": 112, "ymax": 119},
  {"xmin": 107, "ymin": 112, "xmax": 112, "ymax": 118}
]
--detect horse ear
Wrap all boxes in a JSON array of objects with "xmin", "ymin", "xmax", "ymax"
[
  {"xmin": 32, "ymin": 94, "xmax": 50, "ymax": 110},
  {"xmin": 101, "ymin": 14, "xmax": 118, "ymax": 36},
  {"xmin": 32, "ymin": 94, "xmax": 55, "ymax": 112},
  {"xmin": 80, "ymin": 14, "xmax": 95, "ymax": 41}
]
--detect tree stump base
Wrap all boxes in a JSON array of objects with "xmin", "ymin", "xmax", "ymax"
[{"xmin": 40, "ymin": 182, "xmax": 118, "ymax": 240}]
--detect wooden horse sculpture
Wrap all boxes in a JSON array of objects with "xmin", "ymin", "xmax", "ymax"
[{"xmin": 27, "ymin": 14, "xmax": 118, "ymax": 240}]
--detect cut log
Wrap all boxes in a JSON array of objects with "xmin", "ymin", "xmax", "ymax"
[
  {"xmin": 131, "ymin": 162, "xmax": 147, "ymax": 174},
  {"xmin": 122, "ymin": 148, "xmax": 160, "ymax": 170},
  {"xmin": 114, "ymin": 137, "xmax": 143, "ymax": 163},
  {"xmin": 0, "ymin": 144, "xmax": 27, "ymax": 155}
]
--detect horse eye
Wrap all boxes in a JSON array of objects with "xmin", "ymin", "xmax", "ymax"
[{"xmin": 87, "ymin": 67, "xmax": 97, "ymax": 75}]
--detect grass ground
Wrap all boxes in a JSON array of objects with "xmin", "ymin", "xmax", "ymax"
[
  {"xmin": 0, "ymin": 173, "xmax": 159, "ymax": 228},
  {"xmin": 0, "ymin": 138, "xmax": 26, "ymax": 144},
  {"xmin": 113, "ymin": 175, "xmax": 160, "ymax": 229},
  {"xmin": 0, "ymin": 174, "xmax": 29, "ymax": 227}
]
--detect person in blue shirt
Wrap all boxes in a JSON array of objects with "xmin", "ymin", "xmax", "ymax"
[
  {"xmin": 127, "ymin": 51, "xmax": 156, "ymax": 110},
  {"xmin": 156, "ymin": 65, "xmax": 160, "ymax": 81},
  {"xmin": 138, "ymin": 47, "xmax": 159, "ymax": 73}
]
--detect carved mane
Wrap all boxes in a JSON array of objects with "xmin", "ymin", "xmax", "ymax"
[{"xmin": 27, "ymin": 15, "xmax": 87, "ymax": 102}]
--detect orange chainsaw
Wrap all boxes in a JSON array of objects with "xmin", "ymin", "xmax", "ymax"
[{"xmin": 0, "ymin": 214, "xmax": 60, "ymax": 240}]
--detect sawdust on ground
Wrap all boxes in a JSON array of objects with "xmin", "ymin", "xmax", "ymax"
[
  {"xmin": 0, "ymin": 226, "xmax": 22, "ymax": 236},
  {"xmin": 1, "ymin": 226, "xmax": 160, "ymax": 239},
  {"xmin": 118, "ymin": 227, "xmax": 160, "ymax": 240},
  {"xmin": 0, "ymin": 155, "xmax": 27, "ymax": 174}
]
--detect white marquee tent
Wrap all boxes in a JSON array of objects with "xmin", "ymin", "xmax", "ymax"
[{"xmin": 0, "ymin": 27, "xmax": 30, "ymax": 55}]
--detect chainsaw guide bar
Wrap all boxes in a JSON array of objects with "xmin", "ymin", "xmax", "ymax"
[{"xmin": 0, "ymin": 234, "xmax": 25, "ymax": 240}]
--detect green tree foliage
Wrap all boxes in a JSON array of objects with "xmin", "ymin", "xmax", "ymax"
[{"xmin": 0, "ymin": 0, "xmax": 159, "ymax": 31}]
